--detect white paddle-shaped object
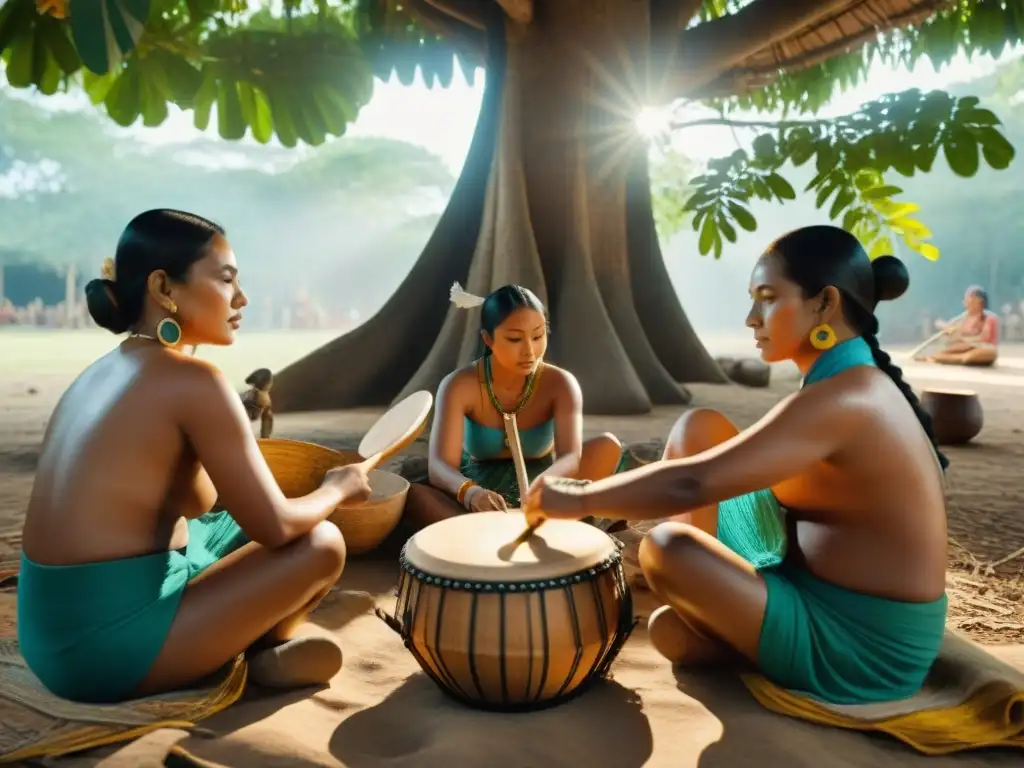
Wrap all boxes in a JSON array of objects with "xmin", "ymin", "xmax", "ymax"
[{"xmin": 356, "ymin": 390, "xmax": 433, "ymax": 471}]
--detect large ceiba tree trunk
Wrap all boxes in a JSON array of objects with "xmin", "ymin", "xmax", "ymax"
[{"xmin": 272, "ymin": 0, "xmax": 727, "ymax": 415}]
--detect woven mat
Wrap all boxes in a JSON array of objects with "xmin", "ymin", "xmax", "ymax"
[{"xmin": 0, "ymin": 638, "xmax": 246, "ymax": 764}]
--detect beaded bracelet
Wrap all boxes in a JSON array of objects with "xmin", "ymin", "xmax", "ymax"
[{"xmin": 456, "ymin": 479, "xmax": 475, "ymax": 505}]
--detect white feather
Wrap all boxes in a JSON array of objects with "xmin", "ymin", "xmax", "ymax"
[{"xmin": 449, "ymin": 281, "xmax": 486, "ymax": 309}]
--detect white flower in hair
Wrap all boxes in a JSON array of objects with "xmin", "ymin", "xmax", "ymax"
[{"xmin": 449, "ymin": 281, "xmax": 486, "ymax": 309}]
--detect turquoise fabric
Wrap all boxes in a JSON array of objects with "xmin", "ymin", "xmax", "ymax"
[
  {"xmin": 17, "ymin": 511, "xmax": 248, "ymax": 703},
  {"xmin": 802, "ymin": 336, "xmax": 876, "ymax": 387},
  {"xmin": 458, "ymin": 443, "xmax": 633, "ymax": 509},
  {"xmin": 462, "ymin": 417, "xmax": 555, "ymax": 460},
  {"xmin": 713, "ymin": 337, "xmax": 947, "ymax": 704},
  {"xmin": 716, "ymin": 337, "xmax": 877, "ymax": 569},
  {"xmin": 461, "ymin": 452, "xmax": 555, "ymax": 508},
  {"xmin": 759, "ymin": 562, "xmax": 948, "ymax": 704}
]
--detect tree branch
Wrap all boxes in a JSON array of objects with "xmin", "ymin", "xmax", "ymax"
[
  {"xmin": 670, "ymin": 115, "xmax": 832, "ymax": 131},
  {"xmin": 671, "ymin": 0, "xmax": 852, "ymax": 95},
  {"xmin": 410, "ymin": 0, "xmax": 487, "ymax": 61},
  {"xmin": 422, "ymin": 0, "xmax": 487, "ymax": 30},
  {"xmin": 673, "ymin": 0, "xmax": 706, "ymax": 29},
  {"xmin": 495, "ymin": 0, "xmax": 532, "ymax": 25}
]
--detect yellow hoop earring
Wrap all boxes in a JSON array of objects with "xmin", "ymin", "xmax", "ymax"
[{"xmin": 810, "ymin": 323, "xmax": 837, "ymax": 350}]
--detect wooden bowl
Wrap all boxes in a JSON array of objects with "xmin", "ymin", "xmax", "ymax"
[
  {"xmin": 329, "ymin": 470, "xmax": 409, "ymax": 555},
  {"xmin": 256, "ymin": 438, "xmax": 408, "ymax": 555},
  {"xmin": 919, "ymin": 388, "xmax": 984, "ymax": 445}
]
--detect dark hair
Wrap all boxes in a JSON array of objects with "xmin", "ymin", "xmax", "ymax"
[
  {"xmin": 965, "ymin": 284, "xmax": 988, "ymax": 310},
  {"xmin": 766, "ymin": 225, "xmax": 949, "ymax": 471},
  {"xmin": 477, "ymin": 284, "xmax": 548, "ymax": 357},
  {"xmin": 84, "ymin": 209, "xmax": 225, "ymax": 334}
]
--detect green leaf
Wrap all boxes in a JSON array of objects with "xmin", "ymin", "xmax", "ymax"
[
  {"xmin": 829, "ymin": 187, "xmax": 855, "ymax": 220},
  {"xmin": 853, "ymin": 169, "xmax": 884, "ymax": 191},
  {"xmin": 70, "ymin": 0, "xmax": 151, "ymax": 75},
  {"xmin": 5, "ymin": 28, "xmax": 36, "ymax": 88},
  {"xmin": 842, "ymin": 207, "xmax": 865, "ymax": 232},
  {"xmin": 266, "ymin": 89, "xmax": 299, "ymax": 148},
  {"xmin": 788, "ymin": 139, "xmax": 815, "ymax": 166},
  {"xmin": 727, "ymin": 201, "xmax": 757, "ymax": 232},
  {"xmin": 961, "ymin": 107, "xmax": 1001, "ymax": 127},
  {"xmin": 765, "ymin": 173, "xmax": 796, "ymax": 200},
  {"xmin": 976, "ymin": 127, "xmax": 1015, "ymax": 171},
  {"xmin": 216, "ymin": 80, "xmax": 246, "ymax": 140},
  {"xmin": 691, "ymin": 209, "xmax": 706, "ymax": 232},
  {"xmin": 140, "ymin": 76, "xmax": 169, "ymax": 126},
  {"xmin": 38, "ymin": 17, "xmax": 81, "ymax": 75},
  {"xmin": 192, "ymin": 72, "xmax": 217, "ymax": 131},
  {"xmin": 698, "ymin": 215, "xmax": 717, "ymax": 256},
  {"xmin": 914, "ymin": 142, "xmax": 939, "ymax": 172},
  {"xmin": 752, "ymin": 133, "xmax": 777, "ymax": 162},
  {"xmin": 104, "ymin": 63, "xmax": 142, "ymax": 126},
  {"xmin": 0, "ymin": 1, "xmax": 32, "ymax": 55},
  {"xmin": 719, "ymin": 218, "xmax": 737, "ymax": 244},
  {"xmin": 814, "ymin": 180, "xmax": 837, "ymax": 209},
  {"xmin": 942, "ymin": 129, "xmax": 980, "ymax": 177},
  {"xmin": 861, "ymin": 184, "xmax": 903, "ymax": 200}
]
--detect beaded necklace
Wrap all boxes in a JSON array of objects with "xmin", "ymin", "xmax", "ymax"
[{"xmin": 480, "ymin": 357, "xmax": 542, "ymax": 447}]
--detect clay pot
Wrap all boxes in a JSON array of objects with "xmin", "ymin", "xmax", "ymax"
[{"xmin": 920, "ymin": 388, "xmax": 984, "ymax": 445}]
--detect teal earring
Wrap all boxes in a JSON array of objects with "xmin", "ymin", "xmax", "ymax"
[{"xmin": 156, "ymin": 303, "xmax": 182, "ymax": 346}]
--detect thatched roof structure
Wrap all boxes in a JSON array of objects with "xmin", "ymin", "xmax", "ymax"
[{"xmin": 713, "ymin": 0, "xmax": 954, "ymax": 94}]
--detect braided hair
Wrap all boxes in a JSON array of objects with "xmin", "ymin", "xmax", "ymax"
[{"xmin": 766, "ymin": 226, "xmax": 949, "ymax": 471}]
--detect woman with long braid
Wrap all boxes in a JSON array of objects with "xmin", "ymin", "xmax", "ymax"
[{"xmin": 525, "ymin": 225, "xmax": 949, "ymax": 706}]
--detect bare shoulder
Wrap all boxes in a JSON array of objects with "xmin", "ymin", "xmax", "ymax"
[
  {"xmin": 445, "ymin": 364, "xmax": 481, "ymax": 391},
  {"xmin": 790, "ymin": 366, "xmax": 895, "ymax": 427},
  {"xmin": 438, "ymin": 364, "xmax": 481, "ymax": 406},
  {"xmin": 538, "ymin": 362, "xmax": 580, "ymax": 396},
  {"xmin": 147, "ymin": 351, "xmax": 236, "ymax": 406}
]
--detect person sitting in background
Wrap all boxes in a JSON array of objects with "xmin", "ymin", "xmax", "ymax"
[
  {"xmin": 925, "ymin": 285, "xmax": 999, "ymax": 367},
  {"xmin": 18, "ymin": 209, "xmax": 371, "ymax": 703},
  {"xmin": 402, "ymin": 283, "xmax": 627, "ymax": 531}
]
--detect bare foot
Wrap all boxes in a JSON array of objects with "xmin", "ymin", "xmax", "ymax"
[{"xmin": 247, "ymin": 635, "xmax": 343, "ymax": 689}]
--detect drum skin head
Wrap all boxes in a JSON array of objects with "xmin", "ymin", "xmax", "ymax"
[
  {"xmin": 404, "ymin": 511, "xmax": 618, "ymax": 582},
  {"xmin": 359, "ymin": 390, "xmax": 433, "ymax": 460}
]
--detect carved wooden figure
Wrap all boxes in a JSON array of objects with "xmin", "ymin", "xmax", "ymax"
[{"xmin": 240, "ymin": 368, "xmax": 274, "ymax": 438}]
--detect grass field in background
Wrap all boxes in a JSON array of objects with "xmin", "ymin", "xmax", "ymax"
[{"xmin": 0, "ymin": 328, "xmax": 341, "ymax": 385}]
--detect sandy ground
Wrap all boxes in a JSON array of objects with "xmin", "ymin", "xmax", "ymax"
[{"xmin": 0, "ymin": 329, "xmax": 1022, "ymax": 766}]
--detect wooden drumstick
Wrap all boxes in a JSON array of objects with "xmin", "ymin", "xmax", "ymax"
[
  {"xmin": 503, "ymin": 413, "xmax": 531, "ymax": 513},
  {"xmin": 907, "ymin": 310, "xmax": 967, "ymax": 359}
]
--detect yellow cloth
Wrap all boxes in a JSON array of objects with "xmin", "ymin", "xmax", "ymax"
[
  {"xmin": 0, "ymin": 637, "xmax": 246, "ymax": 763},
  {"xmin": 742, "ymin": 631, "xmax": 1024, "ymax": 755}
]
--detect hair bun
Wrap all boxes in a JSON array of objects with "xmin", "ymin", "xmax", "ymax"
[
  {"xmin": 84, "ymin": 278, "xmax": 131, "ymax": 334},
  {"xmin": 871, "ymin": 255, "xmax": 909, "ymax": 302}
]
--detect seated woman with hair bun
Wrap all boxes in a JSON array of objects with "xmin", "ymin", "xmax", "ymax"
[
  {"xmin": 18, "ymin": 209, "xmax": 372, "ymax": 703},
  {"xmin": 402, "ymin": 283, "xmax": 629, "ymax": 531},
  {"xmin": 526, "ymin": 225, "xmax": 950, "ymax": 706}
]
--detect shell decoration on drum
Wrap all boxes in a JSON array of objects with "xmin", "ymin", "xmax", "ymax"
[{"xmin": 377, "ymin": 511, "xmax": 637, "ymax": 712}]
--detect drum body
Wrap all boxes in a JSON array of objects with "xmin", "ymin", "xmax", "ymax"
[{"xmin": 384, "ymin": 512, "xmax": 635, "ymax": 711}]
